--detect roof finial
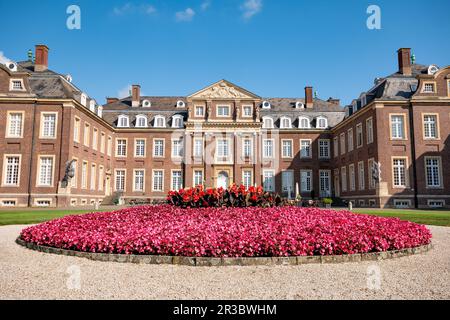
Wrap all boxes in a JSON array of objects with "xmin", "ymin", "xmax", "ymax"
[
  {"xmin": 27, "ymin": 49, "xmax": 33, "ymax": 61},
  {"xmin": 411, "ymin": 53, "xmax": 416, "ymax": 65},
  {"xmin": 314, "ymin": 90, "xmax": 318, "ymax": 99}
]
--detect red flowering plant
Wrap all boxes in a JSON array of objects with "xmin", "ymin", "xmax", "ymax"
[
  {"xmin": 167, "ymin": 184, "xmax": 284, "ymax": 208},
  {"xmin": 20, "ymin": 205, "xmax": 432, "ymax": 257}
]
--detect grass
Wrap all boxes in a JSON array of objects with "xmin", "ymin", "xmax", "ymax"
[
  {"xmin": 352, "ymin": 209, "xmax": 450, "ymax": 227},
  {"xmin": 0, "ymin": 207, "xmax": 449, "ymax": 227}
]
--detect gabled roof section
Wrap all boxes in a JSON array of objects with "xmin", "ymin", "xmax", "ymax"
[{"xmin": 188, "ymin": 79, "xmax": 261, "ymax": 100}]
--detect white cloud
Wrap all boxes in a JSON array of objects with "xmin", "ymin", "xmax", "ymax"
[
  {"xmin": 175, "ymin": 8, "xmax": 195, "ymax": 22},
  {"xmin": 118, "ymin": 84, "xmax": 132, "ymax": 99},
  {"xmin": 0, "ymin": 51, "xmax": 12, "ymax": 65},
  {"xmin": 113, "ymin": 3, "xmax": 156, "ymax": 16},
  {"xmin": 241, "ymin": 0, "xmax": 262, "ymax": 20},
  {"xmin": 201, "ymin": 1, "xmax": 211, "ymax": 11}
]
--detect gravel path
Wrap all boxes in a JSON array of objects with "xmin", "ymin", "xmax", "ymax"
[{"xmin": 1, "ymin": 225, "xmax": 449, "ymax": 300}]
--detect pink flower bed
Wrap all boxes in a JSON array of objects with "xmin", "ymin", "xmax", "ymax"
[{"xmin": 20, "ymin": 206, "xmax": 432, "ymax": 257}]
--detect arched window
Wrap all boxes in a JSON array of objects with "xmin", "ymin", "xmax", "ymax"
[
  {"xmin": 299, "ymin": 117, "xmax": 310, "ymax": 129},
  {"xmin": 280, "ymin": 117, "xmax": 292, "ymax": 129},
  {"xmin": 154, "ymin": 115, "xmax": 166, "ymax": 128},
  {"xmin": 117, "ymin": 115, "xmax": 129, "ymax": 128},
  {"xmin": 172, "ymin": 115, "xmax": 184, "ymax": 128},
  {"xmin": 135, "ymin": 115, "xmax": 148, "ymax": 128},
  {"xmin": 262, "ymin": 117, "xmax": 274, "ymax": 129},
  {"xmin": 316, "ymin": 117, "xmax": 328, "ymax": 129}
]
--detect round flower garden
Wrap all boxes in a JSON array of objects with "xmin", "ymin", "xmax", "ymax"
[{"xmin": 20, "ymin": 205, "xmax": 432, "ymax": 257}]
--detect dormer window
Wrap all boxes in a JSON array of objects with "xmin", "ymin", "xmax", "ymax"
[
  {"xmin": 135, "ymin": 115, "xmax": 148, "ymax": 128},
  {"xmin": 154, "ymin": 115, "xmax": 166, "ymax": 128},
  {"xmin": 280, "ymin": 117, "xmax": 292, "ymax": 129},
  {"xmin": 262, "ymin": 101, "xmax": 271, "ymax": 109},
  {"xmin": 316, "ymin": 117, "xmax": 328, "ymax": 129},
  {"xmin": 117, "ymin": 115, "xmax": 129, "ymax": 128},
  {"xmin": 172, "ymin": 115, "xmax": 184, "ymax": 128},
  {"xmin": 80, "ymin": 93, "xmax": 87, "ymax": 107},
  {"xmin": 10, "ymin": 79, "xmax": 25, "ymax": 91},
  {"xmin": 361, "ymin": 95, "xmax": 367, "ymax": 107},
  {"xmin": 299, "ymin": 117, "xmax": 311, "ymax": 129},
  {"xmin": 262, "ymin": 117, "xmax": 274, "ymax": 129},
  {"xmin": 423, "ymin": 83, "xmax": 435, "ymax": 93},
  {"xmin": 89, "ymin": 100, "xmax": 96, "ymax": 112}
]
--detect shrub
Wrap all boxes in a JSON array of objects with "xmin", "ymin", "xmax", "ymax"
[
  {"xmin": 322, "ymin": 198, "xmax": 333, "ymax": 205},
  {"xmin": 167, "ymin": 185, "xmax": 284, "ymax": 208}
]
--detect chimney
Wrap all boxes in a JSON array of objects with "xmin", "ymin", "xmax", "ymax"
[
  {"xmin": 305, "ymin": 86, "xmax": 313, "ymax": 108},
  {"xmin": 106, "ymin": 97, "xmax": 119, "ymax": 104},
  {"xmin": 131, "ymin": 84, "xmax": 141, "ymax": 107},
  {"xmin": 327, "ymin": 97, "xmax": 340, "ymax": 106},
  {"xmin": 397, "ymin": 48, "xmax": 412, "ymax": 76},
  {"xmin": 34, "ymin": 45, "xmax": 49, "ymax": 72}
]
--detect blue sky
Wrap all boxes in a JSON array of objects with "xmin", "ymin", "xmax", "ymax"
[{"xmin": 1, "ymin": 0, "xmax": 449, "ymax": 105}]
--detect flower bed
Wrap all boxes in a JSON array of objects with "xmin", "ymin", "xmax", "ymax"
[{"xmin": 20, "ymin": 206, "xmax": 432, "ymax": 257}]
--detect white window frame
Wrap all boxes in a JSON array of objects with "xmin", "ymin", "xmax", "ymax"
[
  {"xmin": 115, "ymin": 138, "xmax": 127, "ymax": 157},
  {"xmin": 36, "ymin": 155, "xmax": 55, "ymax": 187},
  {"xmin": 193, "ymin": 169, "xmax": 204, "ymax": 186},
  {"xmin": 195, "ymin": 106, "xmax": 205, "ymax": 117},
  {"xmin": 114, "ymin": 169, "xmax": 126, "ymax": 192},
  {"xmin": 280, "ymin": 117, "xmax": 292, "ymax": 129},
  {"xmin": 347, "ymin": 128, "xmax": 354, "ymax": 152},
  {"xmin": 133, "ymin": 169, "xmax": 145, "ymax": 192},
  {"xmin": 242, "ymin": 170, "xmax": 253, "ymax": 189},
  {"xmin": 390, "ymin": 114, "xmax": 406, "ymax": 140},
  {"xmin": 392, "ymin": 157, "xmax": 408, "ymax": 188},
  {"xmin": 341, "ymin": 166, "xmax": 347, "ymax": 192},
  {"xmin": 73, "ymin": 116, "xmax": 81, "ymax": 143},
  {"xmin": 90, "ymin": 163, "xmax": 96, "ymax": 191},
  {"xmin": 349, "ymin": 164, "xmax": 356, "ymax": 191},
  {"xmin": 6, "ymin": 111, "xmax": 24, "ymax": 138},
  {"xmin": 216, "ymin": 138, "xmax": 230, "ymax": 158},
  {"xmin": 171, "ymin": 170, "xmax": 183, "ymax": 191},
  {"xmin": 298, "ymin": 117, "xmax": 311, "ymax": 129},
  {"xmin": 281, "ymin": 139, "xmax": 293, "ymax": 158},
  {"xmin": 242, "ymin": 105, "xmax": 253, "ymax": 118},
  {"xmin": 81, "ymin": 161, "xmax": 88, "ymax": 189},
  {"xmin": 366, "ymin": 117, "xmax": 374, "ymax": 144},
  {"xmin": 262, "ymin": 170, "xmax": 275, "ymax": 192},
  {"xmin": 92, "ymin": 128, "xmax": 98, "ymax": 151},
  {"xmin": 425, "ymin": 156, "xmax": 443, "ymax": 189},
  {"xmin": 319, "ymin": 170, "xmax": 332, "ymax": 197},
  {"xmin": 423, "ymin": 114, "xmax": 439, "ymax": 140},
  {"xmin": 242, "ymin": 138, "xmax": 252, "ymax": 158},
  {"xmin": 193, "ymin": 138, "xmax": 204, "ymax": 158},
  {"xmin": 153, "ymin": 139, "xmax": 165, "ymax": 158},
  {"xmin": 340, "ymin": 133, "xmax": 346, "ymax": 155},
  {"xmin": 135, "ymin": 115, "xmax": 148, "ymax": 128},
  {"xmin": 300, "ymin": 139, "xmax": 312, "ymax": 159},
  {"xmin": 117, "ymin": 115, "xmax": 130, "ymax": 128},
  {"xmin": 356, "ymin": 123, "xmax": 363, "ymax": 148},
  {"xmin": 172, "ymin": 115, "xmax": 184, "ymax": 128},
  {"xmin": 318, "ymin": 139, "xmax": 330, "ymax": 159},
  {"xmin": 152, "ymin": 170, "xmax": 164, "ymax": 192},
  {"xmin": 171, "ymin": 139, "xmax": 184, "ymax": 158},
  {"xmin": 216, "ymin": 105, "xmax": 231, "ymax": 117},
  {"xmin": 300, "ymin": 170, "xmax": 312, "ymax": 193},
  {"xmin": 262, "ymin": 117, "xmax": 274, "ymax": 129},
  {"xmin": 83, "ymin": 122, "xmax": 90, "ymax": 147},
  {"xmin": 40, "ymin": 112, "xmax": 57, "ymax": 139},
  {"xmin": 153, "ymin": 115, "xmax": 166, "ymax": 128},
  {"xmin": 2, "ymin": 154, "xmax": 21, "ymax": 187},
  {"xmin": 262, "ymin": 139, "xmax": 274, "ymax": 159},
  {"xmin": 358, "ymin": 161, "xmax": 365, "ymax": 191},
  {"xmin": 9, "ymin": 79, "xmax": 25, "ymax": 91},
  {"xmin": 134, "ymin": 138, "xmax": 146, "ymax": 157},
  {"xmin": 316, "ymin": 116, "xmax": 328, "ymax": 129}
]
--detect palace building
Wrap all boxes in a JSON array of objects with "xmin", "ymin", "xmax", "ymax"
[{"xmin": 0, "ymin": 45, "xmax": 449, "ymax": 208}]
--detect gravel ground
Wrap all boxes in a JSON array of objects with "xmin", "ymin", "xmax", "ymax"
[{"xmin": 1, "ymin": 225, "xmax": 449, "ymax": 300}]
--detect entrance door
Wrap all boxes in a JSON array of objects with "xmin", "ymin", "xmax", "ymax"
[
  {"xmin": 217, "ymin": 171, "xmax": 229, "ymax": 189},
  {"xmin": 105, "ymin": 176, "xmax": 111, "ymax": 196}
]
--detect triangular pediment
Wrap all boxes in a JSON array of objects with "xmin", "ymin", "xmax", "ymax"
[{"xmin": 188, "ymin": 80, "xmax": 261, "ymax": 100}]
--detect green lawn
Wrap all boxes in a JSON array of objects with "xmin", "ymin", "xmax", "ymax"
[
  {"xmin": 352, "ymin": 209, "xmax": 450, "ymax": 227},
  {"xmin": 0, "ymin": 209, "xmax": 107, "ymax": 226}
]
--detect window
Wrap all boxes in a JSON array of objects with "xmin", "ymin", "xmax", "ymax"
[
  {"xmin": 195, "ymin": 106, "xmax": 205, "ymax": 117},
  {"xmin": 38, "ymin": 156, "xmax": 53, "ymax": 186},
  {"xmin": 423, "ymin": 83, "xmax": 435, "ymax": 93},
  {"xmin": 299, "ymin": 117, "xmax": 310, "ymax": 129},
  {"xmin": 194, "ymin": 139, "xmax": 203, "ymax": 157},
  {"xmin": 425, "ymin": 157, "xmax": 442, "ymax": 188},
  {"xmin": 172, "ymin": 139, "xmax": 183, "ymax": 158},
  {"xmin": 263, "ymin": 170, "xmax": 275, "ymax": 192},
  {"xmin": 393, "ymin": 158, "xmax": 407, "ymax": 188},
  {"xmin": 3, "ymin": 156, "xmax": 20, "ymax": 186},
  {"xmin": 154, "ymin": 116, "xmax": 166, "ymax": 128},
  {"xmin": 118, "ymin": 115, "xmax": 129, "ymax": 128},
  {"xmin": 100, "ymin": 133, "xmax": 106, "ymax": 153},
  {"xmin": 194, "ymin": 170, "xmax": 203, "ymax": 186},
  {"xmin": 98, "ymin": 166, "xmax": 104, "ymax": 191},
  {"xmin": 243, "ymin": 106, "xmax": 253, "ymax": 117},
  {"xmin": 135, "ymin": 139, "xmax": 146, "ymax": 157},
  {"xmin": 10, "ymin": 79, "xmax": 24, "ymax": 91},
  {"xmin": 341, "ymin": 167, "xmax": 347, "ymax": 192},
  {"xmin": 282, "ymin": 171, "xmax": 294, "ymax": 196},
  {"xmin": 348, "ymin": 128, "xmax": 354, "ymax": 152},
  {"xmin": 282, "ymin": 140, "xmax": 293, "ymax": 158},
  {"xmin": 153, "ymin": 139, "xmax": 165, "ymax": 157},
  {"xmin": 318, "ymin": 139, "xmax": 330, "ymax": 159},
  {"xmin": 423, "ymin": 114, "xmax": 438, "ymax": 139},
  {"xmin": 428, "ymin": 200, "xmax": 445, "ymax": 208},
  {"xmin": 7, "ymin": 112, "xmax": 23, "ymax": 138},
  {"xmin": 319, "ymin": 170, "xmax": 331, "ymax": 197},
  {"xmin": 115, "ymin": 170, "xmax": 126, "ymax": 191},
  {"xmin": 71, "ymin": 159, "xmax": 78, "ymax": 188},
  {"xmin": 152, "ymin": 170, "xmax": 164, "ymax": 191},
  {"xmin": 390, "ymin": 115, "xmax": 405, "ymax": 139},
  {"xmin": 90, "ymin": 164, "xmax": 96, "ymax": 190},
  {"xmin": 368, "ymin": 159, "xmax": 376, "ymax": 189},
  {"xmin": 217, "ymin": 106, "xmax": 230, "ymax": 117},
  {"xmin": 73, "ymin": 117, "xmax": 80, "ymax": 142},
  {"xmin": 262, "ymin": 117, "xmax": 274, "ymax": 129},
  {"xmin": 1, "ymin": 200, "xmax": 16, "ymax": 207},
  {"xmin": 107, "ymin": 136, "xmax": 112, "ymax": 156},
  {"xmin": 172, "ymin": 116, "xmax": 184, "ymax": 128},
  {"xmin": 242, "ymin": 170, "xmax": 252, "ymax": 189},
  {"xmin": 316, "ymin": 117, "xmax": 328, "ymax": 129},
  {"xmin": 300, "ymin": 140, "xmax": 311, "ymax": 158},
  {"xmin": 366, "ymin": 118, "xmax": 374, "ymax": 144},
  {"xmin": 35, "ymin": 199, "xmax": 51, "ymax": 207},
  {"xmin": 333, "ymin": 137, "xmax": 339, "ymax": 158},
  {"xmin": 116, "ymin": 139, "xmax": 127, "ymax": 157},
  {"xmin": 92, "ymin": 128, "xmax": 98, "ymax": 150},
  {"xmin": 171, "ymin": 171, "xmax": 183, "ymax": 191},
  {"xmin": 134, "ymin": 170, "xmax": 145, "ymax": 192},
  {"xmin": 217, "ymin": 139, "xmax": 229, "ymax": 158},
  {"xmin": 135, "ymin": 115, "xmax": 148, "ymax": 128},
  {"xmin": 83, "ymin": 123, "xmax": 90, "ymax": 147},
  {"xmin": 41, "ymin": 113, "xmax": 56, "ymax": 138},
  {"xmin": 349, "ymin": 164, "xmax": 355, "ymax": 191},
  {"xmin": 300, "ymin": 170, "xmax": 312, "ymax": 192},
  {"xmin": 394, "ymin": 200, "xmax": 411, "ymax": 209},
  {"xmin": 81, "ymin": 161, "xmax": 88, "ymax": 189},
  {"xmin": 356, "ymin": 123, "xmax": 363, "ymax": 147},
  {"xmin": 263, "ymin": 139, "xmax": 274, "ymax": 158},
  {"xmin": 340, "ymin": 133, "xmax": 346, "ymax": 155},
  {"xmin": 243, "ymin": 139, "xmax": 252, "ymax": 158},
  {"xmin": 280, "ymin": 117, "xmax": 291, "ymax": 129},
  {"xmin": 358, "ymin": 161, "xmax": 365, "ymax": 190}
]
